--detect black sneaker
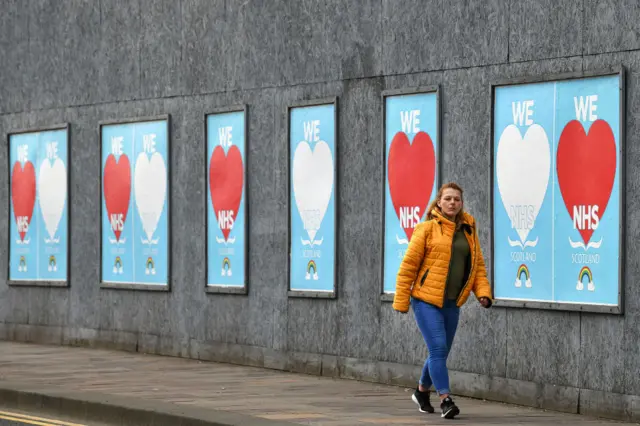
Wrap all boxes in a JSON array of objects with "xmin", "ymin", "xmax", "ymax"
[
  {"xmin": 411, "ymin": 387, "xmax": 434, "ymax": 413},
  {"xmin": 440, "ymin": 396, "xmax": 460, "ymax": 419}
]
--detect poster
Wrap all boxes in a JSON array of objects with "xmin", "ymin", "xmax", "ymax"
[
  {"xmin": 493, "ymin": 73, "xmax": 622, "ymax": 308},
  {"xmin": 382, "ymin": 90, "xmax": 439, "ymax": 294},
  {"xmin": 206, "ymin": 109, "xmax": 246, "ymax": 289},
  {"xmin": 101, "ymin": 118, "xmax": 169, "ymax": 287},
  {"xmin": 289, "ymin": 102, "xmax": 336, "ymax": 294},
  {"xmin": 9, "ymin": 127, "xmax": 69, "ymax": 283}
]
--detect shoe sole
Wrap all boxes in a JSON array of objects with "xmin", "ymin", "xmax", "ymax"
[
  {"xmin": 411, "ymin": 394, "xmax": 434, "ymax": 414},
  {"xmin": 441, "ymin": 405, "xmax": 460, "ymax": 419}
]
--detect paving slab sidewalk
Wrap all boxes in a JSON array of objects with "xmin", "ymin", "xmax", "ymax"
[{"xmin": 0, "ymin": 341, "xmax": 632, "ymax": 425}]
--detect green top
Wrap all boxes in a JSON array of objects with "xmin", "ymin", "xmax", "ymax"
[{"xmin": 446, "ymin": 228, "xmax": 471, "ymax": 301}]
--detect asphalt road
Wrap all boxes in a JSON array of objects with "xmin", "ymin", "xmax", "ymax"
[
  {"xmin": 0, "ymin": 409, "xmax": 87, "ymax": 426},
  {"xmin": 0, "ymin": 421, "xmax": 42, "ymax": 426}
]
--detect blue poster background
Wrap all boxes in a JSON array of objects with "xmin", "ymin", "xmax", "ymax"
[
  {"xmin": 289, "ymin": 104, "xmax": 336, "ymax": 292},
  {"xmin": 9, "ymin": 129, "xmax": 68, "ymax": 282},
  {"xmin": 101, "ymin": 124, "xmax": 135, "ymax": 284},
  {"xmin": 553, "ymin": 76, "xmax": 620, "ymax": 306},
  {"xmin": 133, "ymin": 121, "xmax": 169, "ymax": 285},
  {"xmin": 493, "ymin": 75, "xmax": 621, "ymax": 306},
  {"xmin": 383, "ymin": 92, "xmax": 438, "ymax": 294},
  {"xmin": 207, "ymin": 111, "xmax": 246, "ymax": 287},
  {"xmin": 101, "ymin": 120, "xmax": 169, "ymax": 286},
  {"xmin": 37, "ymin": 129, "xmax": 69, "ymax": 281},
  {"xmin": 493, "ymin": 82, "xmax": 554, "ymax": 302}
]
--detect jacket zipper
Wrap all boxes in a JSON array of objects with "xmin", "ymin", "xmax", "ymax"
[
  {"xmin": 442, "ymin": 224, "xmax": 455, "ymax": 307},
  {"xmin": 420, "ymin": 269, "xmax": 429, "ymax": 286}
]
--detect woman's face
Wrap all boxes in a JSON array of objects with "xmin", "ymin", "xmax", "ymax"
[{"xmin": 438, "ymin": 188, "xmax": 463, "ymax": 219}]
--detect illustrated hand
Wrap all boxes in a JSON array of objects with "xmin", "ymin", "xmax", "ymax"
[{"xmin": 479, "ymin": 297, "xmax": 491, "ymax": 308}]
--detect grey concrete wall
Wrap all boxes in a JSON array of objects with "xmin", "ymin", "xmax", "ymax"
[{"xmin": 0, "ymin": 0, "xmax": 639, "ymax": 421}]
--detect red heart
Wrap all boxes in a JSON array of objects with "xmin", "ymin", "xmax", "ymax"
[
  {"xmin": 103, "ymin": 154, "xmax": 131, "ymax": 242},
  {"xmin": 11, "ymin": 161, "xmax": 36, "ymax": 241},
  {"xmin": 209, "ymin": 145, "xmax": 244, "ymax": 241},
  {"xmin": 388, "ymin": 131, "xmax": 436, "ymax": 240},
  {"xmin": 557, "ymin": 119, "xmax": 616, "ymax": 244}
]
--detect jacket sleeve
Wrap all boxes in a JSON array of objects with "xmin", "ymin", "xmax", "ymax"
[
  {"xmin": 392, "ymin": 222, "xmax": 427, "ymax": 313},
  {"xmin": 472, "ymin": 229, "xmax": 493, "ymax": 306}
]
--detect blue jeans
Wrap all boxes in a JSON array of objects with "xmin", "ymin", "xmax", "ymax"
[{"xmin": 411, "ymin": 298, "xmax": 460, "ymax": 395}]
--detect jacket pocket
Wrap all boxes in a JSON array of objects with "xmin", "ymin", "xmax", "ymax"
[{"xmin": 420, "ymin": 269, "xmax": 430, "ymax": 286}]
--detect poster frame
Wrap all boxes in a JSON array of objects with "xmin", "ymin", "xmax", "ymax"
[
  {"xmin": 488, "ymin": 66, "xmax": 626, "ymax": 315},
  {"xmin": 379, "ymin": 85, "xmax": 442, "ymax": 302},
  {"xmin": 204, "ymin": 104, "xmax": 250, "ymax": 296},
  {"xmin": 286, "ymin": 97, "xmax": 339, "ymax": 300},
  {"xmin": 98, "ymin": 114, "xmax": 172, "ymax": 292},
  {"xmin": 6, "ymin": 123, "xmax": 71, "ymax": 288}
]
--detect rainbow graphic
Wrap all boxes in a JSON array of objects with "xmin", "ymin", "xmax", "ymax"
[
  {"xmin": 305, "ymin": 260, "xmax": 318, "ymax": 281},
  {"xmin": 48, "ymin": 255, "xmax": 57, "ymax": 272},
  {"xmin": 221, "ymin": 257, "xmax": 232, "ymax": 277},
  {"xmin": 576, "ymin": 266, "xmax": 595, "ymax": 292},
  {"xmin": 18, "ymin": 255, "xmax": 27, "ymax": 272},
  {"xmin": 145, "ymin": 257, "xmax": 156, "ymax": 275},
  {"xmin": 514, "ymin": 263, "xmax": 532, "ymax": 288},
  {"xmin": 113, "ymin": 256, "xmax": 123, "ymax": 274}
]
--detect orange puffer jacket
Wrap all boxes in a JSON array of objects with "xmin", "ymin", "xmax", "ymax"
[{"xmin": 392, "ymin": 209, "xmax": 493, "ymax": 312}]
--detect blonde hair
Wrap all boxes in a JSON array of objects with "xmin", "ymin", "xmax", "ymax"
[{"xmin": 426, "ymin": 182, "xmax": 465, "ymax": 226}]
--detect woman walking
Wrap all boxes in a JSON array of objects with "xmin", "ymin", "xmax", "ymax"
[{"xmin": 393, "ymin": 182, "xmax": 493, "ymax": 419}]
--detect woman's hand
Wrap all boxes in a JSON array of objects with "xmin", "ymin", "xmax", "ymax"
[{"xmin": 479, "ymin": 297, "xmax": 491, "ymax": 308}]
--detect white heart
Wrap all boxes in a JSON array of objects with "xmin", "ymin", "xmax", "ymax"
[
  {"xmin": 134, "ymin": 152, "xmax": 167, "ymax": 241},
  {"xmin": 496, "ymin": 124, "xmax": 551, "ymax": 244},
  {"xmin": 38, "ymin": 158, "xmax": 67, "ymax": 241},
  {"xmin": 292, "ymin": 141, "xmax": 334, "ymax": 242}
]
